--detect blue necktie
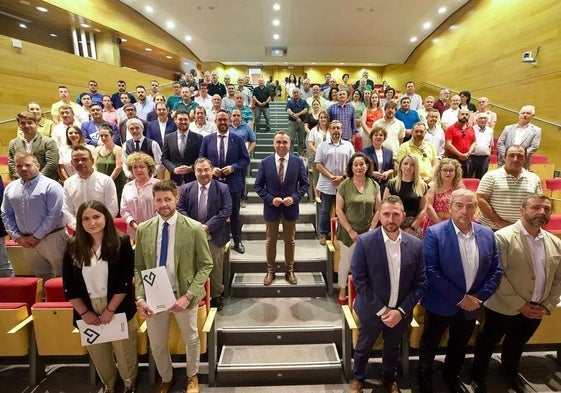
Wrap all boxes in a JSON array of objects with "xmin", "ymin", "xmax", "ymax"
[
  {"xmin": 219, "ymin": 135, "xmax": 225, "ymax": 168},
  {"xmin": 159, "ymin": 222, "xmax": 169, "ymax": 267}
]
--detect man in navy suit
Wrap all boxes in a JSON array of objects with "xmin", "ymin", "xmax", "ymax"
[
  {"xmin": 162, "ymin": 110, "xmax": 203, "ymax": 186},
  {"xmin": 178, "ymin": 158, "xmax": 232, "ymax": 310},
  {"xmin": 417, "ymin": 189, "xmax": 502, "ymax": 393},
  {"xmin": 254, "ymin": 131, "xmax": 309, "ymax": 285},
  {"xmin": 199, "ymin": 110, "xmax": 250, "ymax": 254},
  {"xmin": 350, "ymin": 196, "xmax": 426, "ymax": 393},
  {"xmin": 146, "ymin": 102, "xmax": 177, "ymax": 147}
]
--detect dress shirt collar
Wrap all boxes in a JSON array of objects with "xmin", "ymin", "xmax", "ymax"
[
  {"xmin": 158, "ymin": 211, "xmax": 178, "ymax": 226},
  {"xmin": 452, "ymin": 220, "xmax": 474, "ymax": 238},
  {"xmin": 197, "ymin": 181, "xmax": 211, "ymax": 189},
  {"xmin": 382, "ymin": 228, "xmax": 402, "ymax": 244},
  {"xmin": 274, "ymin": 152, "xmax": 289, "ymax": 163},
  {"xmin": 517, "ymin": 219, "xmax": 545, "ymax": 240},
  {"xmin": 21, "ymin": 173, "xmax": 42, "ymax": 186},
  {"xmin": 218, "ymin": 131, "xmax": 230, "ymax": 139}
]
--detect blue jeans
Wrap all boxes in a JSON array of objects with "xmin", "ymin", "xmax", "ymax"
[
  {"xmin": 254, "ymin": 106, "xmax": 270, "ymax": 132},
  {"xmin": 319, "ymin": 192, "xmax": 336, "ymax": 236},
  {"xmin": 0, "ymin": 237, "xmax": 14, "ymax": 277}
]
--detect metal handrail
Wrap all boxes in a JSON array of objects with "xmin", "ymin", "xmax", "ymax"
[{"xmin": 419, "ymin": 81, "xmax": 561, "ymax": 129}]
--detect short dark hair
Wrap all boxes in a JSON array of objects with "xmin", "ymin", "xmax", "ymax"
[
  {"xmin": 346, "ymin": 152, "xmax": 374, "ymax": 179},
  {"xmin": 153, "ymin": 180, "xmax": 178, "ymax": 197},
  {"xmin": 16, "ymin": 111, "xmax": 36, "ymax": 123}
]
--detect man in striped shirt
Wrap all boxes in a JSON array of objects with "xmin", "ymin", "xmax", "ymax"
[{"xmin": 476, "ymin": 145, "xmax": 542, "ymax": 230}]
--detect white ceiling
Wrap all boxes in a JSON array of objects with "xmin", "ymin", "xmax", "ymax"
[{"xmin": 119, "ymin": 0, "xmax": 470, "ymax": 66}]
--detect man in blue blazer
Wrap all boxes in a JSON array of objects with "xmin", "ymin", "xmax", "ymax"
[
  {"xmin": 162, "ymin": 110, "xmax": 203, "ymax": 186},
  {"xmin": 350, "ymin": 196, "xmax": 426, "ymax": 393},
  {"xmin": 177, "ymin": 158, "xmax": 232, "ymax": 310},
  {"xmin": 254, "ymin": 131, "xmax": 309, "ymax": 285},
  {"xmin": 199, "ymin": 110, "xmax": 250, "ymax": 254},
  {"xmin": 418, "ymin": 189, "xmax": 502, "ymax": 393},
  {"xmin": 146, "ymin": 102, "xmax": 177, "ymax": 148}
]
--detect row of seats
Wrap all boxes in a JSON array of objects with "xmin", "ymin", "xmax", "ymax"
[{"xmin": 0, "ymin": 276, "xmax": 216, "ymax": 387}]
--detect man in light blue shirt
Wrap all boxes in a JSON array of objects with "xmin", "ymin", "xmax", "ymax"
[{"xmin": 1, "ymin": 152, "xmax": 68, "ymax": 280}]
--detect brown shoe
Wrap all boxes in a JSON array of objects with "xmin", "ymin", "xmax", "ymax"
[
  {"xmin": 285, "ymin": 271, "xmax": 297, "ymax": 284},
  {"xmin": 264, "ymin": 272, "xmax": 276, "ymax": 285},
  {"xmin": 186, "ymin": 375, "xmax": 199, "ymax": 393},
  {"xmin": 319, "ymin": 235, "xmax": 327, "ymax": 245},
  {"xmin": 382, "ymin": 380, "xmax": 401, "ymax": 393},
  {"xmin": 349, "ymin": 379, "xmax": 363, "ymax": 393},
  {"xmin": 157, "ymin": 379, "xmax": 174, "ymax": 393}
]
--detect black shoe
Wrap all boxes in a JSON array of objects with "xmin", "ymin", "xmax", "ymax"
[
  {"xmin": 507, "ymin": 376, "xmax": 528, "ymax": 393},
  {"xmin": 123, "ymin": 386, "xmax": 136, "ymax": 393},
  {"xmin": 470, "ymin": 380, "xmax": 487, "ymax": 393},
  {"xmin": 443, "ymin": 373, "xmax": 461, "ymax": 393},
  {"xmin": 232, "ymin": 242, "xmax": 245, "ymax": 254},
  {"xmin": 210, "ymin": 297, "xmax": 223, "ymax": 311}
]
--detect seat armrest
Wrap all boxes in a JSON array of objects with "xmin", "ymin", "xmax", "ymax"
[
  {"xmin": 202, "ymin": 308, "xmax": 217, "ymax": 333},
  {"xmin": 342, "ymin": 305, "xmax": 357, "ymax": 330},
  {"xmin": 7, "ymin": 315, "xmax": 33, "ymax": 334}
]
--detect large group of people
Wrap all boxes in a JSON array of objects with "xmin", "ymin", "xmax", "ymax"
[{"xmin": 0, "ymin": 69, "xmax": 554, "ymax": 393}]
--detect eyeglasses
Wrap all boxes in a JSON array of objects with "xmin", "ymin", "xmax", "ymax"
[{"xmin": 440, "ymin": 169, "xmax": 456, "ymax": 173}]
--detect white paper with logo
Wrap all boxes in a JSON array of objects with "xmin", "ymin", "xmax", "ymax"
[
  {"xmin": 77, "ymin": 312, "xmax": 128, "ymax": 346},
  {"xmin": 141, "ymin": 266, "xmax": 176, "ymax": 313}
]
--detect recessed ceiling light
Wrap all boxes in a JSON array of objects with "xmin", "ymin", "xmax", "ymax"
[
  {"xmin": 166, "ymin": 21, "xmax": 175, "ymax": 29},
  {"xmin": 273, "ymin": 34, "xmax": 279, "ymax": 40},
  {"xmin": 19, "ymin": 0, "xmax": 30, "ymax": 5},
  {"xmin": 273, "ymin": 4, "xmax": 280, "ymax": 11},
  {"xmin": 284, "ymin": 62, "xmax": 288, "ymax": 64},
  {"xmin": 368, "ymin": 63, "xmax": 372, "ymax": 66},
  {"xmin": 423, "ymin": 22, "xmax": 431, "ymax": 29},
  {"xmin": 340, "ymin": 62, "xmax": 344, "ymax": 65},
  {"xmin": 50, "ymin": 33, "xmax": 58, "ymax": 37},
  {"xmin": 410, "ymin": 36, "xmax": 418, "ymax": 42},
  {"xmin": 272, "ymin": 19, "xmax": 280, "ymax": 26},
  {"xmin": 184, "ymin": 62, "xmax": 190, "ymax": 65},
  {"xmin": 185, "ymin": 35, "xmax": 192, "ymax": 41},
  {"xmin": 438, "ymin": 7, "xmax": 446, "ymax": 14},
  {"xmin": 36, "ymin": 6, "xmax": 48, "ymax": 12},
  {"xmin": 80, "ymin": 23, "xmax": 90, "ymax": 28},
  {"xmin": 145, "ymin": 5, "xmax": 154, "ymax": 13},
  {"xmin": 166, "ymin": 55, "xmax": 172, "ymax": 59},
  {"xmin": 449, "ymin": 25, "xmax": 458, "ymax": 31},
  {"xmin": 94, "ymin": 28, "xmax": 101, "ymax": 33},
  {"xmin": 19, "ymin": 23, "xmax": 27, "ymax": 29},
  {"xmin": 432, "ymin": 38, "xmax": 441, "ymax": 44},
  {"xmin": 312, "ymin": 62, "xmax": 316, "ymax": 65},
  {"xmin": 121, "ymin": 38, "xmax": 127, "ymax": 42},
  {"xmin": 145, "ymin": 48, "xmax": 152, "ymax": 51}
]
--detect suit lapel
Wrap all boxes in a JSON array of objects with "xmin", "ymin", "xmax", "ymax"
[
  {"xmin": 444, "ymin": 221, "xmax": 467, "ymax": 291},
  {"xmin": 542, "ymin": 234, "xmax": 559, "ymax": 299}
]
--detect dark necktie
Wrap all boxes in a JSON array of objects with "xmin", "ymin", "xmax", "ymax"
[
  {"xmin": 159, "ymin": 222, "xmax": 169, "ymax": 267},
  {"xmin": 198, "ymin": 185, "xmax": 208, "ymax": 223},
  {"xmin": 179, "ymin": 133, "xmax": 186, "ymax": 154},
  {"xmin": 134, "ymin": 140, "xmax": 140, "ymax": 152},
  {"xmin": 278, "ymin": 157, "xmax": 285, "ymax": 183},
  {"xmin": 219, "ymin": 135, "xmax": 226, "ymax": 168}
]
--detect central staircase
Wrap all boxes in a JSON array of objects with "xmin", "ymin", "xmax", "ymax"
[{"xmin": 211, "ymin": 101, "xmax": 345, "ymax": 386}]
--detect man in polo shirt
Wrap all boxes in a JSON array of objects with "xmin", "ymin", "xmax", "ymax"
[
  {"xmin": 328, "ymin": 90, "xmax": 356, "ymax": 143},
  {"xmin": 445, "ymin": 108, "xmax": 476, "ymax": 178},
  {"xmin": 373, "ymin": 101, "xmax": 406, "ymax": 155},
  {"xmin": 476, "ymin": 145, "xmax": 542, "ymax": 231},
  {"xmin": 227, "ymin": 92, "xmax": 254, "ymax": 129},
  {"xmin": 172, "ymin": 87, "xmax": 199, "ymax": 119},
  {"xmin": 396, "ymin": 96, "xmax": 421, "ymax": 142},
  {"xmin": 252, "ymin": 78, "xmax": 272, "ymax": 133},
  {"xmin": 207, "ymin": 71, "xmax": 226, "ymax": 97},
  {"xmin": 397, "ymin": 122, "xmax": 437, "ymax": 184},
  {"xmin": 111, "ymin": 80, "xmax": 136, "ymax": 110},
  {"xmin": 166, "ymin": 82, "xmax": 183, "ymax": 111},
  {"xmin": 306, "ymin": 85, "xmax": 328, "ymax": 110},
  {"xmin": 286, "ymin": 88, "xmax": 309, "ymax": 155}
]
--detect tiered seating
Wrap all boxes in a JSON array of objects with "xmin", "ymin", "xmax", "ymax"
[
  {"xmin": 462, "ymin": 178, "xmax": 480, "ymax": 191},
  {"xmin": 543, "ymin": 178, "xmax": 561, "ymax": 213},
  {"xmin": 530, "ymin": 154, "xmax": 556, "ymax": 179}
]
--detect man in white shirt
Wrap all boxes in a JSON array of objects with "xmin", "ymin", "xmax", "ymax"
[
  {"xmin": 62, "ymin": 146, "xmax": 118, "ymax": 230},
  {"xmin": 349, "ymin": 196, "xmax": 426, "ymax": 393},
  {"xmin": 470, "ymin": 112, "xmax": 495, "ymax": 179},
  {"xmin": 418, "ymin": 189, "xmax": 501, "ymax": 393},
  {"xmin": 424, "ymin": 109, "xmax": 445, "ymax": 159},
  {"xmin": 441, "ymin": 95, "xmax": 461, "ymax": 129},
  {"xmin": 373, "ymin": 101, "xmax": 405, "ymax": 155},
  {"xmin": 469, "ymin": 97, "xmax": 497, "ymax": 128},
  {"xmin": 194, "ymin": 83, "xmax": 213, "ymax": 112},
  {"xmin": 403, "ymin": 81, "xmax": 423, "ymax": 111}
]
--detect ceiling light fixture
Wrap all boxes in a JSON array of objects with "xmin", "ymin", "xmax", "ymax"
[
  {"xmin": 273, "ymin": 4, "xmax": 280, "ymax": 11},
  {"xmin": 145, "ymin": 48, "xmax": 152, "ymax": 51},
  {"xmin": 438, "ymin": 7, "xmax": 446, "ymax": 14},
  {"xmin": 423, "ymin": 22, "xmax": 431, "ymax": 29},
  {"xmin": 185, "ymin": 35, "xmax": 192, "ymax": 41},
  {"xmin": 80, "ymin": 23, "xmax": 90, "ymax": 28},
  {"xmin": 410, "ymin": 36, "xmax": 418, "ymax": 42},
  {"xmin": 166, "ymin": 55, "xmax": 172, "ymax": 59},
  {"xmin": 273, "ymin": 34, "xmax": 279, "ymax": 40},
  {"xmin": 19, "ymin": 23, "xmax": 27, "ymax": 29},
  {"xmin": 121, "ymin": 38, "xmax": 127, "ymax": 42},
  {"xmin": 50, "ymin": 33, "xmax": 57, "ymax": 37},
  {"xmin": 19, "ymin": 0, "xmax": 30, "ymax": 5},
  {"xmin": 36, "ymin": 6, "xmax": 48, "ymax": 12},
  {"xmin": 166, "ymin": 21, "xmax": 175, "ymax": 29},
  {"xmin": 272, "ymin": 19, "xmax": 280, "ymax": 26},
  {"xmin": 145, "ymin": 6, "xmax": 154, "ymax": 13},
  {"xmin": 432, "ymin": 38, "xmax": 441, "ymax": 44}
]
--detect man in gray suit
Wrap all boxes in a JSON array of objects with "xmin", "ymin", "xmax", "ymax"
[{"xmin": 497, "ymin": 105, "xmax": 541, "ymax": 168}]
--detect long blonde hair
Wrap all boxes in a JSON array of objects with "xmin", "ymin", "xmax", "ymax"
[{"xmin": 393, "ymin": 154, "xmax": 427, "ymax": 196}]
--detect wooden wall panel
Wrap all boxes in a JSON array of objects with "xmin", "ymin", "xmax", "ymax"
[
  {"xmin": 0, "ymin": 35, "xmax": 173, "ymax": 145},
  {"xmin": 382, "ymin": 0, "xmax": 561, "ymax": 166}
]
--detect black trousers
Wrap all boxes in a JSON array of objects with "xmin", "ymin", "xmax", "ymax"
[
  {"xmin": 418, "ymin": 309, "xmax": 476, "ymax": 381},
  {"xmin": 471, "ymin": 307, "xmax": 541, "ymax": 383},
  {"xmin": 469, "ymin": 155, "xmax": 489, "ymax": 179}
]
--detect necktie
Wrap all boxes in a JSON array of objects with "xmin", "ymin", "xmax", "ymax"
[
  {"xmin": 159, "ymin": 222, "xmax": 169, "ymax": 267},
  {"xmin": 198, "ymin": 185, "xmax": 207, "ymax": 223},
  {"xmin": 219, "ymin": 135, "xmax": 226, "ymax": 168},
  {"xmin": 134, "ymin": 140, "xmax": 140, "ymax": 152},
  {"xmin": 278, "ymin": 157, "xmax": 285, "ymax": 183},
  {"xmin": 179, "ymin": 133, "xmax": 186, "ymax": 154}
]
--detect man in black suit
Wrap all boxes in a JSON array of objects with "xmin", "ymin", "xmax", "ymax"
[
  {"xmin": 162, "ymin": 110, "xmax": 203, "ymax": 185},
  {"xmin": 146, "ymin": 102, "xmax": 177, "ymax": 148},
  {"xmin": 177, "ymin": 158, "xmax": 232, "ymax": 310},
  {"xmin": 349, "ymin": 196, "xmax": 426, "ymax": 393}
]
